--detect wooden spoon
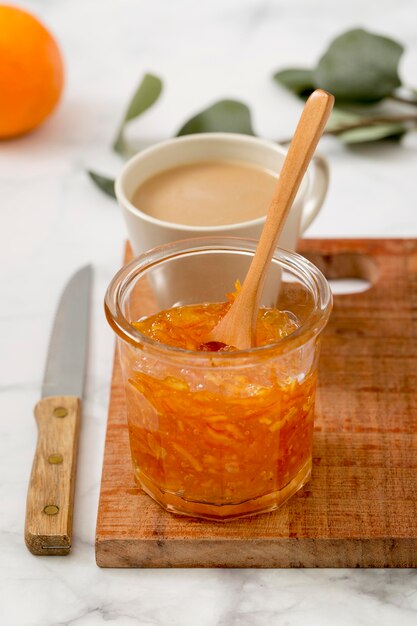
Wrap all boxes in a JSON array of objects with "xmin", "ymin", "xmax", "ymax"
[{"xmin": 206, "ymin": 89, "xmax": 334, "ymax": 350}]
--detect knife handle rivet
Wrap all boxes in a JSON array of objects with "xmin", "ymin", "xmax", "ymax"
[
  {"xmin": 53, "ymin": 407, "xmax": 68, "ymax": 418},
  {"xmin": 43, "ymin": 504, "xmax": 59, "ymax": 515},
  {"xmin": 48, "ymin": 453, "xmax": 63, "ymax": 465}
]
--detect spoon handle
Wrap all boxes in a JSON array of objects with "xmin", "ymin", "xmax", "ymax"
[
  {"xmin": 210, "ymin": 89, "xmax": 334, "ymax": 349},
  {"xmin": 245, "ymin": 89, "xmax": 334, "ymax": 309}
]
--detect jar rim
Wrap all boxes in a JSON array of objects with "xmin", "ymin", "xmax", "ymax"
[{"xmin": 104, "ymin": 237, "xmax": 333, "ymax": 362}]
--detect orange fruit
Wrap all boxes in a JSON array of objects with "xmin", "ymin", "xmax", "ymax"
[{"xmin": 0, "ymin": 5, "xmax": 64, "ymax": 138}]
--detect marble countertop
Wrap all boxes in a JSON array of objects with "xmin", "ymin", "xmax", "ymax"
[{"xmin": 1, "ymin": 1, "xmax": 417, "ymax": 624}]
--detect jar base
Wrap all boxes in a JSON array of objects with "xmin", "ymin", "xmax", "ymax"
[{"xmin": 134, "ymin": 459, "xmax": 312, "ymax": 521}]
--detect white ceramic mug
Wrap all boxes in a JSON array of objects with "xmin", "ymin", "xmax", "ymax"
[{"xmin": 115, "ymin": 133, "xmax": 329, "ymax": 256}]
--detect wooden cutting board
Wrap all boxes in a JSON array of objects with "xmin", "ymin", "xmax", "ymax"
[{"xmin": 95, "ymin": 239, "xmax": 417, "ymax": 568}]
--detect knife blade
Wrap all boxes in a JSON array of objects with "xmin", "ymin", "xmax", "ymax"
[{"xmin": 25, "ymin": 265, "xmax": 92, "ymax": 556}]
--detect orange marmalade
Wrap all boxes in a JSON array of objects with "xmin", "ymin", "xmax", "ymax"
[{"xmin": 123, "ymin": 298, "xmax": 317, "ymax": 520}]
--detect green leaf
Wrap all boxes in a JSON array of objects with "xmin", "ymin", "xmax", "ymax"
[
  {"xmin": 314, "ymin": 28, "xmax": 403, "ymax": 102},
  {"xmin": 325, "ymin": 107, "xmax": 407, "ymax": 143},
  {"xmin": 338, "ymin": 122, "xmax": 406, "ymax": 143},
  {"xmin": 87, "ymin": 171, "xmax": 116, "ymax": 199},
  {"xmin": 325, "ymin": 107, "xmax": 362, "ymax": 131},
  {"xmin": 113, "ymin": 73, "xmax": 163, "ymax": 155},
  {"xmin": 177, "ymin": 100, "xmax": 255, "ymax": 136},
  {"xmin": 272, "ymin": 68, "xmax": 315, "ymax": 97}
]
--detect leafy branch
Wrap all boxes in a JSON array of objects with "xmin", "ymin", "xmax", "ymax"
[
  {"xmin": 88, "ymin": 28, "xmax": 417, "ymax": 198},
  {"xmin": 273, "ymin": 28, "xmax": 417, "ymax": 143}
]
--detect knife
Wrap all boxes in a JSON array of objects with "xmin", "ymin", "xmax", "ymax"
[{"xmin": 25, "ymin": 265, "xmax": 92, "ymax": 556}]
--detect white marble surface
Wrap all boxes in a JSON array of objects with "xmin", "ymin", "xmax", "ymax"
[{"xmin": 1, "ymin": 1, "xmax": 417, "ymax": 624}]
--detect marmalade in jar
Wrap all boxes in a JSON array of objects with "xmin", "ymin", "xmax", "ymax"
[{"xmin": 123, "ymin": 291, "xmax": 318, "ymax": 521}]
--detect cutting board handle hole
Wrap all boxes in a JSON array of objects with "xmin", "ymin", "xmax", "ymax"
[{"xmin": 302, "ymin": 251, "xmax": 379, "ymax": 295}]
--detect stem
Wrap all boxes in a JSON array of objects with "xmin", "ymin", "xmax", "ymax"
[
  {"xmin": 389, "ymin": 93, "xmax": 417, "ymax": 107},
  {"xmin": 277, "ymin": 114, "xmax": 417, "ymax": 143},
  {"xmin": 326, "ymin": 114, "xmax": 417, "ymax": 136}
]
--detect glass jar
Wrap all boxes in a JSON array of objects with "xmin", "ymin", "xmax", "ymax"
[{"xmin": 105, "ymin": 237, "xmax": 332, "ymax": 521}]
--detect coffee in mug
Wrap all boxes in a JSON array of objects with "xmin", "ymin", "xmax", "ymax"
[{"xmin": 131, "ymin": 160, "xmax": 278, "ymax": 227}]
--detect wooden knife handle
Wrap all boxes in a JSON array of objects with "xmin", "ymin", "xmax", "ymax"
[{"xmin": 25, "ymin": 396, "xmax": 81, "ymax": 556}]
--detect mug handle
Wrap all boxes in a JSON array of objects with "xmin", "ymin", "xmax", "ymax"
[{"xmin": 300, "ymin": 153, "xmax": 329, "ymax": 233}]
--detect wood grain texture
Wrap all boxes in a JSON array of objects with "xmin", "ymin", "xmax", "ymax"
[
  {"xmin": 25, "ymin": 396, "xmax": 80, "ymax": 555},
  {"xmin": 96, "ymin": 239, "xmax": 417, "ymax": 568}
]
